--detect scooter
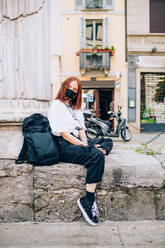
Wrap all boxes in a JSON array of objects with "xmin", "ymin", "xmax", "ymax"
[{"xmin": 83, "ymin": 108, "xmax": 132, "ymax": 142}]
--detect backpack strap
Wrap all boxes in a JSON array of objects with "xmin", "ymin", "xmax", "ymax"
[{"xmin": 15, "ymin": 138, "xmax": 27, "ymax": 164}]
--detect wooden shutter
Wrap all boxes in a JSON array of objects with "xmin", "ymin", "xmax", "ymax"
[
  {"xmin": 103, "ymin": 18, "xmax": 110, "ymax": 70},
  {"xmin": 75, "ymin": 0, "xmax": 84, "ymax": 10},
  {"xmin": 80, "ymin": 18, "xmax": 86, "ymax": 48},
  {"xmin": 103, "ymin": 18, "xmax": 109, "ymax": 48},
  {"xmin": 104, "ymin": 0, "xmax": 114, "ymax": 9}
]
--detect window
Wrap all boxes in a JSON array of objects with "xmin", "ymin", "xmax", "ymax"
[
  {"xmin": 86, "ymin": 0, "xmax": 103, "ymax": 9},
  {"xmin": 86, "ymin": 20, "xmax": 103, "ymax": 48},
  {"xmin": 150, "ymin": 0, "xmax": 165, "ymax": 33},
  {"xmin": 75, "ymin": 0, "xmax": 113, "ymax": 10},
  {"xmin": 141, "ymin": 73, "xmax": 165, "ymax": 125},
  {"xmin": 80, "ymin": 18, "xmax": 110, "ymax": 72}
]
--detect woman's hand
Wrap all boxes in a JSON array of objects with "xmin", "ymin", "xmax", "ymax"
[
  {"xmin": 95, "ymin": 144, "xmax": 106, "ymax": 155},
  {"xmin": 61, "ymin": 132, "xmax": 88, "ymax": 147},
  {"xmin": 81, "ymin": 143, "xmax": 88, "ymax": 147}
]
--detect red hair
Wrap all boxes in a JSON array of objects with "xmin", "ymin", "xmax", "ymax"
[{"xmin": 56, "ymin": 77, "xmax": 82, "ymax": 109}]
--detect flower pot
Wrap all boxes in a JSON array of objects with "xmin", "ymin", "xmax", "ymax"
[
  {"xmin": 110, "ymin": 50, "xmax": 115, "ymax": 56},
  {"xmin": 98, "ymin": 49, "xmax": 110, "ymax": 52},
  {"xmin": 80, "ymin": 49, "xmax": 92, "ymax": 53},
  {"xmin": 92, "ymin": 48, "xmax": 98, "ymax": 54}
]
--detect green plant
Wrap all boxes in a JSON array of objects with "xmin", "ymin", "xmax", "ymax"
[
  {"xmin": 93, "ymin": 45, "xmax": 99, "ymax": 49},
  {"xmin": 135, "ymin": 143, "xmax": 162, "ymax": 156},
  {"xmin": 161, "ymin": 179, "xmax": 165, "ymax": 190},
  {"xmin": 135, "ymin": 147, "xmax": 145, "ymax": 154},
  {"xmin": 110, "ymin": 45, "xmax": 115, "ymax": 50}
]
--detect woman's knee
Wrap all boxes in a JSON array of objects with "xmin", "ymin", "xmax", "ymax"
[{"xmin": 95, "ymin": 148, "xmax": 105, "ymax": 161}]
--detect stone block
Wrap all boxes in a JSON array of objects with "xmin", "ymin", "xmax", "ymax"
[
  {"xmin": 33, "ymin": 163, "xmax": 86, "ymax": 191},
  {"xmin": 0, "ymin": 126, "xmax": 23, "ymax": 159},
  {"xmin": 33, "ymin": 163, "xmax": 86, "ymax": 222},
  {"xmin": 97, "ymin": 188, "xmax": 156, "ymax": 221},
  {"xmin": 155, "ymin": 190, "xmax": 165, "ymax": 220},
  {"xmin": 0, "ymin": 161, "xmax": 34, "ymax": 222},
  {"xmin": 34, "ymin": 188, "xmax": 83, "ymax": 222}
]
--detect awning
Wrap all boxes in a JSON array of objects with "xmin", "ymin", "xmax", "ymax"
[{"xmin": 81, "ymin": 80, "xmax": 115, "ymax": 88}]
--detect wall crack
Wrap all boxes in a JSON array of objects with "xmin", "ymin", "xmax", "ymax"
[{"xmin": 0, "ymin": 0, "xmax": 46, "ymax": 24}]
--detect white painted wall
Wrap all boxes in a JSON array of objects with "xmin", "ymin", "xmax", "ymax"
[{"xmin": 0, "ymin": 0, "xmax": 51, "ymax": 100}]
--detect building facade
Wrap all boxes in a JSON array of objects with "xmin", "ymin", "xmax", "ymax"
[
  {"xmin": 56, "ymin": 0, "xmax": 128, "ymax": 123},
  {"xmin": 127, "ymin": 0, "xmax": 165, "ymax": 132}
]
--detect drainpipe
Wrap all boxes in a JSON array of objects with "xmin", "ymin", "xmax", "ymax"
[{"xmin": 125, "ymin": 0, "xmax": 128, "ymax": 62}]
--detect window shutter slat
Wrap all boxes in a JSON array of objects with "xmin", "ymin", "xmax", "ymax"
[
  {"xmin": 75, "ymin": 0, "xmax": 84, "ymax": 10},
  {"xmin": 80, "ymin": 18, "xmax": 86, "ymax": 48},
  {"xmin": 104, "ymin": 0, "xmax": 113, "ymax": 9},
  {"xmin": 103, "ymin": 18, "xmax": 109, "ymax": 48}
]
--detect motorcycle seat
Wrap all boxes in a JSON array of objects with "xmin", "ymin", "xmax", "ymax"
[{"xmin": 96, "ymin": 118, "xmax": 112, "ymax": 127}]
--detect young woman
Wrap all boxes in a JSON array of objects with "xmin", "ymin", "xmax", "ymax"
[{"xmin": 47, "ymin": 76, "xmax": 111, "ymax": 226}]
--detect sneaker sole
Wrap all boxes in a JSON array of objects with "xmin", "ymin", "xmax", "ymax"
[{"xmin": 77, "ymin": 198, "xmax": 99, "ymax": 226}]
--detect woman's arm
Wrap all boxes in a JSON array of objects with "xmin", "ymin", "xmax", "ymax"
[
  {"xmin": 78, "ymin": 129, "xmax": 88, "ymax": 145},
  {"xmin": 61, "ymin": 132, "xmax": 88, "ymax": 146}
]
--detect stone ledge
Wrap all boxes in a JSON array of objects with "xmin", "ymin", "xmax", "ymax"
[{"xmin": 0, "ymin": 156, "xmax": 165, "ymax": 223}]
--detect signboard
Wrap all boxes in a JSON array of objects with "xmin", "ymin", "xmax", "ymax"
[{"xmin": 87, "ymin": 93, "xmax": 93, "ymax": 102}]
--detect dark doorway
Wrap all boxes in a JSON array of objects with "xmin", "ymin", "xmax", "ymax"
[{"xmin": 99, "ymin": 89, "xmax": 113, "ymax": 120}]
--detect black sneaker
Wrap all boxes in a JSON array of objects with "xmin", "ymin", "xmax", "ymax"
[{"xmin": 77, "ymin": 197, "xmax": 99, "ymax": 226}]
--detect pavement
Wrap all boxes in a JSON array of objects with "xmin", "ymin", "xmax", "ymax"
[
  {"xmin": 112, "ymin": 132, "xmax": 165, "ymax": 149},
  {"xmin": 0, "ymin": 221, "xmax": 165, "ymax": 248}
]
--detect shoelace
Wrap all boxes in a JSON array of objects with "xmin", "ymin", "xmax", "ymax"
[{"xmin": 91, "ymin": 201, "xmax": 99, "ymax": 217}]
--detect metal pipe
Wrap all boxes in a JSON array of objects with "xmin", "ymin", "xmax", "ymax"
[{"xmin": 125, "ymin": 0, "xmax": 128, "ymax": 62}]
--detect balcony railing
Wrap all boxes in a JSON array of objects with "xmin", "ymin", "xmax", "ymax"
[{"xmin": 79, "ymin": 51, "xmax": 110, "ymax": 71}]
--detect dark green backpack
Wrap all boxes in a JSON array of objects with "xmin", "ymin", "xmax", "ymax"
[{"xmin": 15, "ymin": 113, "xmax": 59, "ymax": 166}]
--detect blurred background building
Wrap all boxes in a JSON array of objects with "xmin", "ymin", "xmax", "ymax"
[
  {"xmin": 127, "ymin": 0, "xmax": 165, "ymax": 132},
  {"xmin": 57, "ymin": 0, "xmax": 127, "ymax": 124},
  {"xmin": 0, "ymin": 0, "xmax": 165, "ymax": 146}
]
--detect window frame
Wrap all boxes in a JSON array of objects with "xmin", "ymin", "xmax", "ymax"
[
  {"xmin": 85, "ymin": 0, "xmax": 103, "ymax": 9},
  {"xmin": 86, "ymin": 19, "xmax": 103, "ymax": 48},
  {"xmin": 75, "ymin": 0, "xmax": 114, "ymax": 11}
]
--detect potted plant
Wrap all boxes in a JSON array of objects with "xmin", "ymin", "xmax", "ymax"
[
  {"xmin": 98, "ymin": 47, "xmax": 110, "ymax": 52},
  {"xmin": 76, "ymin": 48, "xmax": 92, "ymax": 56},
  {"xmin": 104, "ymin": 47, "xmax": 110, "ymax": 52},
  {"xmin": 92, "ymin": 45, "xmax": 99, "ymax": 54},
  {"xmin": 110, "ymin": 45, "xmax": 115, "ymax": 55},
  {"xmin": 80, "ymin": 48, "xmax": 92, "ymax": 53}
]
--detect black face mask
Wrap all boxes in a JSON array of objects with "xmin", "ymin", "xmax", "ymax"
[{"xmin": 65, "ymin": 88, "xmax": 77, "ymax": 100}]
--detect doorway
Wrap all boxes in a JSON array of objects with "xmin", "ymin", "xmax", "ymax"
[
  {"xmin": 82, "ymin": 88, "xmax": 114, "ymax": 119},
  {"xmin": 99, "ymin": 89, "xmax": 113, "ymax": 120}
]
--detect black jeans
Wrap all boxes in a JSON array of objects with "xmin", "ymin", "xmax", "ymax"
[{"xmin": 56, "ymin": 136, "xmax": 105, "ymax": 184}]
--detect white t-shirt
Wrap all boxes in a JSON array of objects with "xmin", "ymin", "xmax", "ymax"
[{"xmin": 47, "ymin": 99, "xmax": 86, "ymax": 137}]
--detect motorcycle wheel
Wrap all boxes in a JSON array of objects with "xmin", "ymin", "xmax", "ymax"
[
  {"xmin": 86, "ymin": 123, "xmax": 100, "ymax": 139},
  {"xmin": 121, "ymin": 127, "xmax": 132, "ymax": 142}
]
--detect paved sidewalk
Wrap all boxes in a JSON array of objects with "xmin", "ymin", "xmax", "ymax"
[
  {"xmin": 112, "ymin": 132, "xmax": 165, "ymax": 148},
  {"xmin": 0, "ymin": 221, "xmax": 165, "ymax": 248}
]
